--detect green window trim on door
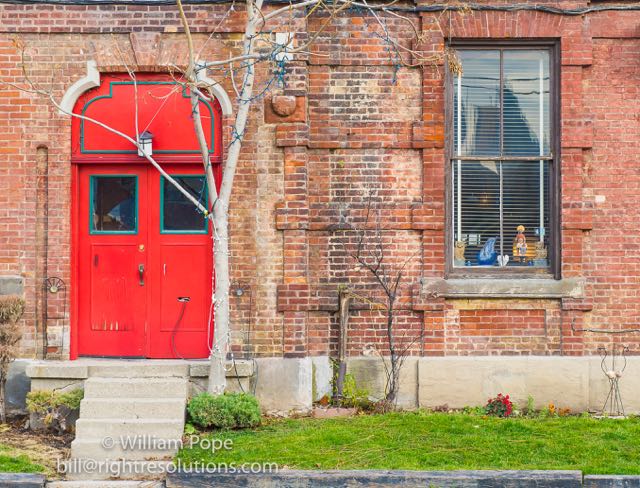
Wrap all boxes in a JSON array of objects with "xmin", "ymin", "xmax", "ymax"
[
  {"xmin": 89, "ymin": 175, "xmax": 139, "ymax": 235},
  {"xmin": 160, "ymin": 175, "xmax": 209, "ymax": 234}
]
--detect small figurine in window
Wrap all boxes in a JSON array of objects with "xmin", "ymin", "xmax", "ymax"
[
  {"xmin": 534, "ymin": 240, "xmax": 548, "ymax": 267},
  {"xmin": 477, "ymin": 237, "xmax": 498, "ymax": 266},
  {"xmin": 513, "ymin": 225, "xmax": 528, "ymax": 264},
  {"xmin": 454, "ymin": 240, "xmax": 466, "ymax": 266}
]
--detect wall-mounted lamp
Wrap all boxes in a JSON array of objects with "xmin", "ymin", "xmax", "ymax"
[{"xmin": 138, "ymin": 130, "xmax": 154, "ymax": 157}]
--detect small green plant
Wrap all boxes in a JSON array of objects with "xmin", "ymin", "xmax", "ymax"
[
  {"xmin": 57, "ymin": 389, "xmax": 84, "ymax": 410},
  {"xmin": 538, "ymin": 402, "xmax": 559, "ymax": 419},
  {"xmin": 329, "ymin": 359, "xmax": 371, "ymax": 409},
  {"xmin": 341, "ymin": 374, "xmax": 370, "ymax": 407},
  {"xmin": 26, "ymin": 389, "xmax": 84, "ymax": 415},
  {"xmin": 484, "ymin": 393, "xmax": 513, "ymax": 418},
  {"xmin": 187, "ymin": 392, "xmax": 261, "ymax": 430},
  {"xmin": 184, "ymin": 422, "xmax": 198, "ymax": 436},
  {"xmin": 462, "ymin": 405, "xmax": 486, "ymax": 416},
  {"xmin": 26, "ymin": 388, "xmax": 84, "ymax": 433},
  {"xmin": 25, "ymin": 390, "xmax": 56, "ymax": 415},
  {"xmin": 522, "ymin": 395, "xmax": 536, "ymax": 417}
]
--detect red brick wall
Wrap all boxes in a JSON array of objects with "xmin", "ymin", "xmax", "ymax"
[{"xmin": 1, "ymin": 2, "xmax": 639, "ymax": 359}]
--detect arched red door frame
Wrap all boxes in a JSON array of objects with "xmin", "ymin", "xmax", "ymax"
[{"xmin": 69, "ymin": 73, "xmax": 223, "ymax": 359}]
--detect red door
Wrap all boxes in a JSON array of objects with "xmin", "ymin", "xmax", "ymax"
[
  {"xmin": 147, "ymin": 165, "xmax": 213, "ymax": 358},
  {"xmin": 77, "ymin": 164, "xmax": 212, "ymax": 358}
]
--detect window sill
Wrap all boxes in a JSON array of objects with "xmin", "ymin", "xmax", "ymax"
[{"xmin": 420, "ymin": 277, "xmax": 585, "ymax": 299}]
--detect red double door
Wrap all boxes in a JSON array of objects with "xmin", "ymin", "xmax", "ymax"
[{"xmin": 76, "ymin": 164, "xmax": 213, "ymax": 358}]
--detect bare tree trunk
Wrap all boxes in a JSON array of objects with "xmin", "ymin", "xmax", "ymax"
[
  {"xmin": 0, "ymin": 373, "xmax": 7, "ymax": 423},
  {"xmin": 208, "ymin": 204, "xmax": 229, "ymax": 394},
  {"xmin": 334, "ymin": 288, "xmax": 352, "ymax": 403},
  {"xmin": 206, "ymin": 0, "xmax": 263, "ymax": 394},
  {"xmin": 385, "ymin": 301, "xmax": 398, "ymax": 406}
]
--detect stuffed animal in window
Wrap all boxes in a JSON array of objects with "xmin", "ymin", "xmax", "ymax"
[
  {"xmin": 513, "ymin": 225, "xmax": 528, "ymax": 264},
  {"xmin": 477, "ymin": 237, "xmax": 498, "ymax": 265}
]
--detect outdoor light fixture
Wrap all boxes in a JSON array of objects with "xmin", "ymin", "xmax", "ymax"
[{"xmin": 138, "ymin": 130, "xmax": 153, "ymax": 157}]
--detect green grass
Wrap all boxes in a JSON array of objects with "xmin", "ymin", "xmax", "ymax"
[
  {"xmin": 177, "ymin": 412, "xmax": 640, "ymax": 474},
  {"xmin": 0, "ymin": 444, "xmax": 44, "ymax": 473}
]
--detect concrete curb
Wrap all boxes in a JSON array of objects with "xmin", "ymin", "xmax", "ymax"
[
  {"xmin": 166, "ymin": 469, "xmax": 584, "ymax": 487},
  {"xmin": 584, "ymin": 476, "xmax": 640, "ymax": 487},
  {"xmin": 165, "ymin": 470, "xmax": 640, "ymax": 487},
  {"xmin": 0, "ymin": 473, "xmax": 46, "ymax": 487},
  {"xmin": 4, "ymin": 470, "xmax": 636, "ymax": 487}
]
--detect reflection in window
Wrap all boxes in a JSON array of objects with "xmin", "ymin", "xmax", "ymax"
[
  {"xmin": 162, "ymin": 176, "xmax": 207, "ymax": 233},
  {"xmin": 453, "ymin": 50, "xmax": 550, "ymax": 158},
  {"xmin": 91, "ymin": 176, "xmax": 137, "ymax": 233}
]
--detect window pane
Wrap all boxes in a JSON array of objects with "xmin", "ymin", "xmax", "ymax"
[
  {"xmin": 503, "ymin": 50, "xmax": 551, "ymax": 156},
  {"xmin": 454, "ymin": 50, "xmax": 501, "ymax": 157},
  {"xmin": 453, "ymin": 161, "xmax": 501, "ymax": 266},
  {"xmin": 453, "ymin": 161, "xmax": 550, "ymax": 268},
  {"xmin": 162, "ymin": 176, "xmax": 207, "ymax": 233},
  {"xmin": 502, "ymin": 161, "xmax": 550, "ymax": 267},
  {"xmin": 91, "ymin": 176, "xmax": 137, "ymax": 233}
]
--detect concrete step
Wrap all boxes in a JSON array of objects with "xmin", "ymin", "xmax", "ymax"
[
  {"xmin": 75, "ymin": 419, "xmax": 184, "ymax": 440},
  {"xmin": 70, "ymin": 438, "xmax": 178, "ymax": 461},
  {"xmin": 88, "ymin": 363, "xmax": 189, "ymax": 378},
  {"xmin": 80, "ymin": 398, "xmax": 186, "ymax": 420},
  {"xmin": 64, "ymin": 460, "xmax": 174, "ymax": 481},
  {"xmin": 83, "ymin": 377, "xmax": 188, "ymax": 399}
]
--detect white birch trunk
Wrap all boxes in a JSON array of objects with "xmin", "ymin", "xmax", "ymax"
[{"xmin": 207, "ymin": 0, "xmax": 262, "ymax": 394}]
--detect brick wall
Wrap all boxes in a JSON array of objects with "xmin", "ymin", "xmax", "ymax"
[{"xmin": 1, "ymin": 1, "xmax": 639, "ymax": 360}]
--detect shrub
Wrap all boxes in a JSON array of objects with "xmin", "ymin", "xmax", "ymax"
[
  {"xmin": 187, "ymin": 392, "xmax": 261, "ymax": 430},
  {"xmin": 26, "ymin": 389, "xmax": 84, "ymax": 415},
  {"xmin": 485, "ymin": 393, "xmax": 513, "ymax": 418},
  {"xmin": 57, "ymin": 389, "xmax": 84, "ymax": 410},
  {"xmin": 26, "ymin": 388, "xmax": 84, "ymax": 434},
  {"xmin": 25, "ymin": 390, "xmax": 56, "ymax": 415}
]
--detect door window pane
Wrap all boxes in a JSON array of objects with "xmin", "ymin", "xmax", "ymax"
[
  {"xmin": 161, "ymin": 176, "xmax": 208, "ymax": 233},
  {"xmin": 91, "ymin": 176, "xmax": 137, "ymax": 233}
]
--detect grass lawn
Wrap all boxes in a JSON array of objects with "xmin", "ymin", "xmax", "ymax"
[
  {"xmin": 177, "ymin": 412, "xmax": 640, "ymax": 474},
  {"xmin": 0, "ymin": 444, "xmax": 44, "ymax": 473}
]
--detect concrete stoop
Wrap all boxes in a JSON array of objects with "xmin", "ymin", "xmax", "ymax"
[{"xmin": 67, "ymin": 365, "xmax": 188, "ymax": 481}]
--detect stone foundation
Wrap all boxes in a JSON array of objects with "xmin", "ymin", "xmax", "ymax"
[{"xmin": 17, "ymin": 356, "xmax": 640, "ymax": 415}]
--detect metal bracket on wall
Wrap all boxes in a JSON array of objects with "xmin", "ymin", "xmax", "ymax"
[{"xmin": 43, "ymin": 277, "xmax": 67, "ymax": 359}]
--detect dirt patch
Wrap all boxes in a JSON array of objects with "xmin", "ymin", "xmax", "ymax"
[{"xmin": 0, "ymin": 415, "xmax": 72, "ymax": 478}]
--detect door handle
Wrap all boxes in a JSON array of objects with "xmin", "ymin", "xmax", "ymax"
[{"xmin": 138, "ymin": 264, "xmax": 145, "ymax": 286}]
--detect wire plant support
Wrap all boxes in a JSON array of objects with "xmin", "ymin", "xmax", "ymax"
[
  {"xmin": 598, "ymin": 345, "xmax": 628, "ymax": 418},
  {"xmin": 570, "ymin": 319, "xmax": 640, "ymax": 418}
]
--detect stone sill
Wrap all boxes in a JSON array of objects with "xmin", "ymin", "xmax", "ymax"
[{"xmin": 420, "ymin": 277, "xmax": 585, "ymax": 299}]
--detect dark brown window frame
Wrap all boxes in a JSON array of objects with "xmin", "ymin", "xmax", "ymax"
[{"xmin": 444, "ymin": 39, "xmax": 561, "ymax": 280}]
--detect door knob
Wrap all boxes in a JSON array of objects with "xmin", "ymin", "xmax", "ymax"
[{"xmin": 138, "ymin": 264, "xmax": 145, "ymax": 286}]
